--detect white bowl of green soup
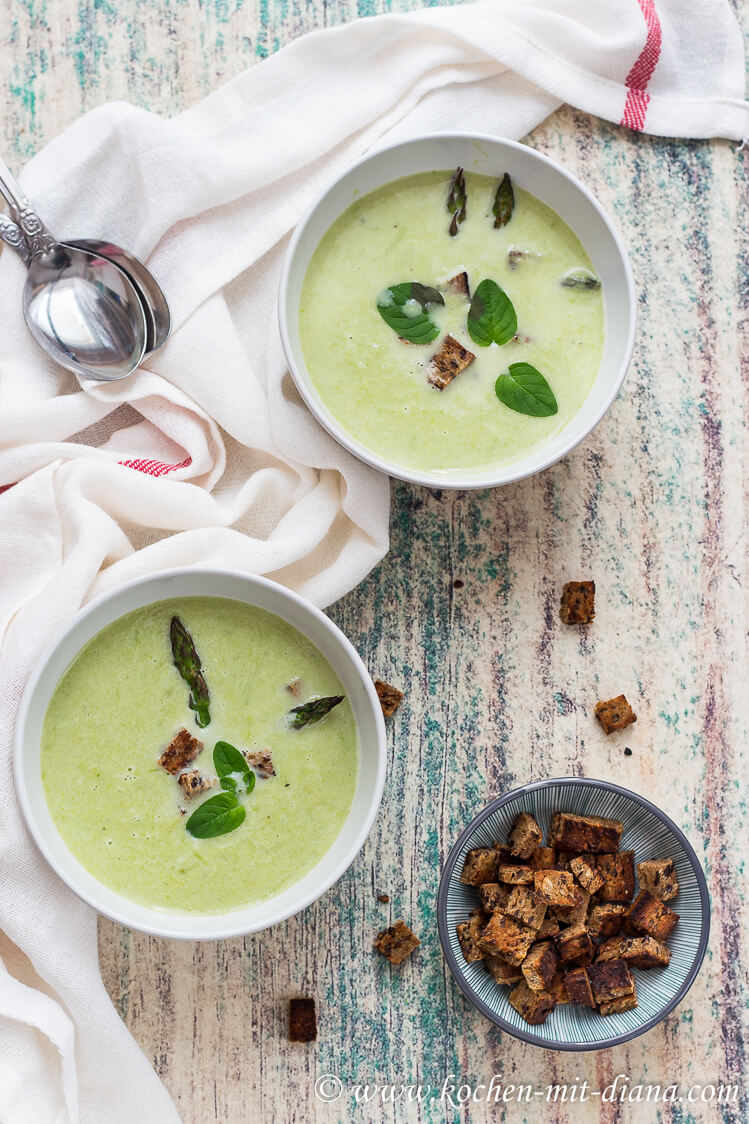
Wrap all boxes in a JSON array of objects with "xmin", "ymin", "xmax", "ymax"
[
  {"xmin": 14, "ymin": 570, "xmax": 386, "ymax": 939},
  {"xmin": 279, "ymin": 133, "xmax": 636, "ymax": 489}
]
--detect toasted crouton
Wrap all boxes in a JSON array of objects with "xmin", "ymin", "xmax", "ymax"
[
  {"xmin": 530, "ymin": 846, "xmax": 557, "ymax": 870},
  {"xmin": 288, "ymin": 998, "xmax": 317, "ymax": 1042},
  {"xmin": 243, "ymin": 750, "xmax": 275, "ymax": 778},
  {"xmin": 637, "ymin": 857, "xmax": 679, "ymax": 902},
  {"xmin": 478, "ymin": 883, "xmax": 511, "ymax": 913},
  {"xmin": 555, "ymin": 927, "xmax": 595, "ymax": 967},
  {"xmin": 445, "ymin": 271, "xmax": 470, "ymax": 298},
  {"xmin": 569, "ymin": 855, "xmax": 605, "ymax": 895},
  {"xmin": 508, "ymin": 980, "xmax": 556, "ymax": 1025},
  {"xmin": 485, "ymin": 954, "xmax": 522, "ymax": 986},
  {"xmin": 521, "ymin": 941, "xmax": 559, "ymax": 991},
  {"xmin": 177, "ymin": 770, "xmax": 216, "ymax": 800},
  {"xmin": 374, "ymin": 920, "xmax": 420, "ymax": 965},
  {"xmin": 457, "ymin": 910, "xmax": 489, "ymax": 963},
  {"xmin": 480, "ymin": 913, "xmax": 536, "ymax": 967},
  {"xmin": 534, "ymin": 869, "xmax": 577, "ymax": 909},
  {"xmin": 548, "ymin": 971, "xmax": 570, "ymax": 1004},
  {"xmin": 596, "ymin": 852, "xmax": 636, "ymax": 902},
  {"xmin": 554, "ymin": 885, "xmax": 590, "ymax": 928},
  {"xmin": 426, "ymin": 334, "xmax": 475, "ymax": 390},
  {"xmin": 460, "ymin": 848, "xmax": 498, "ymax": 886},
  {"xmin": 587, "ymin": 960, "xmax": 635, "ymax": 1004},
  {"xmin": 596, "ymin": 935, "xmax": 671, "ymax": 970},
  {"xmin": 498, "ymin": 864, "xmax": 534, "ymax": 885},
  {"xmin": 599, "ymin": 991, "xmax": 638, "ymax": 1016},
  {"xmin": 505, "ymin": 886, "xmax": 546, "ymax": 931},
  {"xmin": 625, "ymin": 891, "xmax": 679, "ymax": 942},
  {"xmin": 595, "ymin": 695, "xmax": 637, "ymax": 735},
  {"xmin": 563, "ymin": 967, "xmax": 595, "ymax": 1007},
  {"xmin": 158, "ymin": 728, "xmax": 203, "ymax": 775},
  {"xmin": 548, "ymin": 813, "xmax": 623, "ymax": 854},
  {"xmin": 509, "ymin": 812, "xmax": 543, "ymax": 859},
  {"xmin": 537, "ymin": 915, "xmax": 561, "ymax": 939},
  {"xmin": 559, "ymin": 581, "xmax": 595, "ymax": 624},
  {"xmin": 373, "ymin": 679, "xmax": 403, "ymax": 718},
  {"xmin": 587, "ymin": 903, "xmax": 627, "ymax": 940}
]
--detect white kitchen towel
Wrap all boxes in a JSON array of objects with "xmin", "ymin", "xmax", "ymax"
[{"xmin": 0, "ymin": 2, "xmax": 747, "ymax": 1122}]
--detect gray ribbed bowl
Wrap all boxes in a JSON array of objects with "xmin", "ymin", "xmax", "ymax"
[{"xmin": 437, "ymin": 778, "xmax": 710, "ymax": 1051}]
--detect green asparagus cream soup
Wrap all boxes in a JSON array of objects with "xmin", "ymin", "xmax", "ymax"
[
  {"xmin": 40, "ymin": 597, "xmax": 358, "ymax": 913},
  {"xmin": 299, "ymin": 170, "xmax": 605, "ymax": 475}
]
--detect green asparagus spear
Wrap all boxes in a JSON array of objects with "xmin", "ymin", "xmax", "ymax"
[
  {"xmin": 170, "ymin": 616, "xmax": 211, "ymax": 728},
  {"xmin": 289, "ymin": 695, "xmax": 345, "ymax": 729},
  {"xmin": 447, "ymin": 167, "xmax": 466, "ymax": 237},
  {"xmin": 492, "ymin": 173, "xmax": 514, "ymax": 228}
]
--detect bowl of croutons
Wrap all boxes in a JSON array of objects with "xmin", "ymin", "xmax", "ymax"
[{"xmin": 437, "ymin": 778, "xmax": 710, "ymax": 1050}]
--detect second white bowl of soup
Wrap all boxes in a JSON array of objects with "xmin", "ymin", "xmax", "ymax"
[{"xmin": 279, "ymin": 134, "xmax": 636, "ymax": 489}]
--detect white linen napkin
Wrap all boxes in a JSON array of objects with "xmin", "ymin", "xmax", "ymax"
[{"xmin": 0, "ymin": 2, "xmax": 746, "ymax": 1121}]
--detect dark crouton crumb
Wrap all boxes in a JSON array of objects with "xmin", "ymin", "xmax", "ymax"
[
  {"xmin": 377, "ymin": 893, "xmax": 390, "ymax": 903},
  {"xmin": 625, "ymin": 891, "xmax": 679, "ymax": 942},
  {"xmin": 286, "ymin": 678, "xmax": 302, "ymax": 697},
  {"xmin": 564, "ymin": 967, "xmax": 595, "ymax": 1007},
  {"xmin": 554, "ymin": 927, "xmax": 595, "ymax": 968},
  {"xmin": 624, "ymin": 747, "xmax": 633, "ymax": 756},
  {"xmin": 177, "ymin": 770, "xmax": 216, "ymax": 800},
  {"xmin": 548, "ymin": 812, "xmax": 623, "ymax": 854},
  {"xmin": 446, "ymin": 271, "xmax": 470, "ymax": 297},
  {"xmin": 595, "ymin": 695, "xmax": 637, "ymax": 735},
  {"xmin": 595, "ymin": 852, "xmax": 636, "ymax": 902},
  {"xmin": 374, "ymin": 679, "xmax": 404, "ymax": 718},
  {"xmin": 243, "ymin": 750, "xmax": 275, "ymax": 778},
  {"xmin": 559, "ymin": 581, "xmax": 596, "ymax": 624},
  {"xmin": 637, "ymin": 857, "xmax": 679, "ymax": 902},
  {"xmin": 452, "ymin": 579, "xmax": 464, "ymax": 589},
  {"xmin": 508, "ymin": 980, "xmax": 555, "ymax": 1025},
  {"xmin": 158, "ymin": 728, "xmax": 203, "ymax": 775},
  {"xmin": 587, "ymin": 959, "xmax": 635, "ymax": 1004},
  {"xmin": 374, "ymin": 920, "xmax": 420, "ymax": 965},
  {"xmin": 426, "ymin": 334, "xmax": 475, "ymax": 390},
  {"xmin": 289, "ymin": 998, "xmax": 317, "ymax": 1042},
  {"xmin": 460, "ymin": 848, "xmax": 498, "ymax": 886}
]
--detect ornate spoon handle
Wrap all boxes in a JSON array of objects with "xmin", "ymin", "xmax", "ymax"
[
  {"xmin": 0, "ymin": 155, "xmax": 56, "ymax": 259},
  {"xmin": 0, "ymin": 213, "xmax": 31, "ymax": 264}
]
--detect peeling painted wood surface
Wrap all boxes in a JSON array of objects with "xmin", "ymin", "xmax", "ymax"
[{"xmin": 1, "ymin": 1, "xmax": 748, "ymax": 1121}]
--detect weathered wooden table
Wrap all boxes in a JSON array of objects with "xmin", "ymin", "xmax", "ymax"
[{"xmin": 2, "ymin": 1, "xmax": 747, "ymax": 1120}]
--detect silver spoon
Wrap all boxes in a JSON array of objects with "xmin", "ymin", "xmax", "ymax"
[
  {"xmin": 0, "ymin": 216, "xmax": 170, "ymax": 354},
  {"xmin": 0, "ymin": 158, "xmax": 147, "ymax": 381}
]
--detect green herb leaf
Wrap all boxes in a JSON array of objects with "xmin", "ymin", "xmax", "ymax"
[
  {"xmin": 495, "ymin": 362, "xmax": 558, "ymax": 417},
  {"xmin": 560, "ymin": 267, "xmax": 600, "ymax": 290},
  {"xmin": 446, "ymin": 167, "xmax": 467, "ymax": 237},
  {"xmin": 493, "ymin": 173, "xmax": 514, "ymax": 228},
  {"xmin": 220, "ymin": 775, "xmax": 237, "ymax": 792},
  {"xmin": 244, "ymin": 770, "xmax": 256, "ymax": 795},
  {"xmin": 185, "ymin": 792, "xmax": 245, "ymax": 839},
  {"xmin": 377, "ymin": 282, "xmax": 444, "ymax": 344},
  {"xmin": 290, "ymin": 695, "xmax": 345, "ymax": 729},
  {"xmin": 170, "ymin": 617, "xmax": 210, "ymax": 728},
  {"xmin": 467, "ymin": 279, "xmax": 517, "ymax": 347},
  {"xmin": 213, "ymin": 740, "xmax": 249, "ymax": 780}
]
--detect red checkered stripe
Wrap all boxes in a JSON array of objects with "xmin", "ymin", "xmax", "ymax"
[
  {"xmin": 118, "ymin": 455, "xmax": 192, "ymax": 477},
  {"xmin": 620, "ymin": 0, "xmax": 662, "ymax": 131}
]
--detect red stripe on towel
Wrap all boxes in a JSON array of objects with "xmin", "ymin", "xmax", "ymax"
[
  {"xmin": 620, "ymin": 0, "xmax": 662, "ymax": 131},
  {"xmin": 119, "ymin": 456, "xmax": 192, "ymax": 477}
]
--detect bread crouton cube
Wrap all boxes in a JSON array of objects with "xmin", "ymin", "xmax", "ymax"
[
  {"xmin": 587, "ymin": 960, "xmax": 635, "ymax": 1004},
  {"xmin": 554, "ymin": 927, "xmax": 595, "ymax": 967},
  {"xmin": 493, "ymin": 843, "xmax": 519, "ymax": 863},
  {"xmin": 637, "ymin": 857, "xmax": 679, "ymax": 902},
  {"xmin": 457, "ymin": 909, "xmax": 489, "ymax": 963},
  {"xmin": 554, "ymin": 885, "xmax": 590, "ymax": 928},
  {"xmin": 534, "ymin": 869, "xmax": 577, "ymax": 908},
  {"xmin": 530, "ymin": 846, "xmax": 557, "ymax": 870},
  {"xmin": 625, "ymin": 890, "xmax": 679, "ymax": 942},
  {"xmin": 587, "ymin": 903, "xmax": 627, "ymax": 940},
  {"xmin": 569, "ymin": 855, "xmax": 605, "ymax": 895},
  {"xmin": 559, "ymin": 581, "xmax": 595, "ymax": 624},
  {"xmin": 288, "ymin": 998, "xmax": 317, "ymax": 1042},
  {"xmin": 599, "ymin": 989, "xmax": 638, "ymax": 1016},
  {"xmin": 596, "ymin": 935, "xmax": 671, "ymax": 970},
  {"xmin": 595, "ymin": 852, "xmax": 635, "ymax": 902},
  {"xmin": 373, "ymin": 679, "xmax": 403, "ymax": 718},
  {"xmin": 374, "ymin": 920, "xmax": 420, "ymax": 965},
  {"xmin": 509, "ymin": 980, "xmax": 556, "ymax": 1025},
  {"xmin": 548, "ymin": 971, "xmax": 570, "ymax": 1004},
  {"xmin": 521, "ymin": 941, "xmax": 559, "ymax": 991},
  {"xmin": 480, "ymin": 912, "xmax": 536, "ymax": 966},
  {"xmin": 243, "ymin": 750, "xmax": 275, "ymax": 777},
  {"xmin": 158, "ymin": 728, "xmax": 203, "ymax": 775},
  {"xmin": 595, "ymin": 694, "xmax": 637, "ymax": 735},
  {"xmin": 548, "ymin": 813, "xmax": 623, "ymax": 854},
  {"xmin": 505, "ymin": 886, "xmax": 547, "ymax": 931},
  {"xmin": 563, "ymin": 967, "xmax": 595, "ymax": 1007},
  {"xmin": 177, "ymin": 770, "xmax": 216, "ymax": 800},
  {"xmin": 460, "ymin": 848, "xmax": 498, "ymax": 886},
  {"xmin": 498, "ymin": 864, "xmax": 534, "ymax": 884},
  {"xmin": 485, "ymin": 954, "xmax": 522, "ymax": 986},
  {"xmin": 445, "ymin": 271, "xmax": 470, "ymax": 298},
  {"xmin": 554, "ymin": 850, "xmax": 581, "ymax": 870},
  {"xmin": 508, "ymin": 812, "xmax": 544, "ymax": 859},
  {"xmin": 478, "ymin": 883, "xmax": 511, "ymax": 913},
  {"xmin": 537, "ymin": 915, "xmax": 561, "ymax": 939},
  {"xmin": 426, "ymin": 334, "xmax": 475, "ymax": 390}
]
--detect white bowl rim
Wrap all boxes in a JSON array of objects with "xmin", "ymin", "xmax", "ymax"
[
  {"xmin": 13, "ymin": 567, "xmax": 387, "ymax": 940},
  {"xmin": 436, "ymin": 776, "xmax": 711, "ymax": 1051},
  {"xmin": 278, "ymin": 131, "xmax": 637, "ymax": 491}
]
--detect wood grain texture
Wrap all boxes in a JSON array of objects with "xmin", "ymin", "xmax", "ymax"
[{"xmin": 1, "ymin": 1, "xmax": 748, "ymax": 1121}]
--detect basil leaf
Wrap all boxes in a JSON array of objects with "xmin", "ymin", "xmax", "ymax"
[
  {"xmin": 220, "ymin": 775, "xmax": 237, "ymax": 792},
  {"xmin": 213, "ymin": 740, "xmax": 250, "ymax": 780},
  {"xmin": 244, "ymin": 770, "xmax": 256, "ymax": 795},
  {"xmin": 290, "ymin": 695, "xmax": 345, "ymax": 729},
  {"xmin": 467, "ymin": 279, "xmax": 517, "ymax": 347},
  {"xmin": 185, "ymin": 792, "xmax": 245, "ymax": 839},
  {"xmin": 495, "ymin": 362, "xmax": 558, "ymax": 417},
  {"xmin": 377, "ymin": 282, "xmax": 444, "ymax": 344}
]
